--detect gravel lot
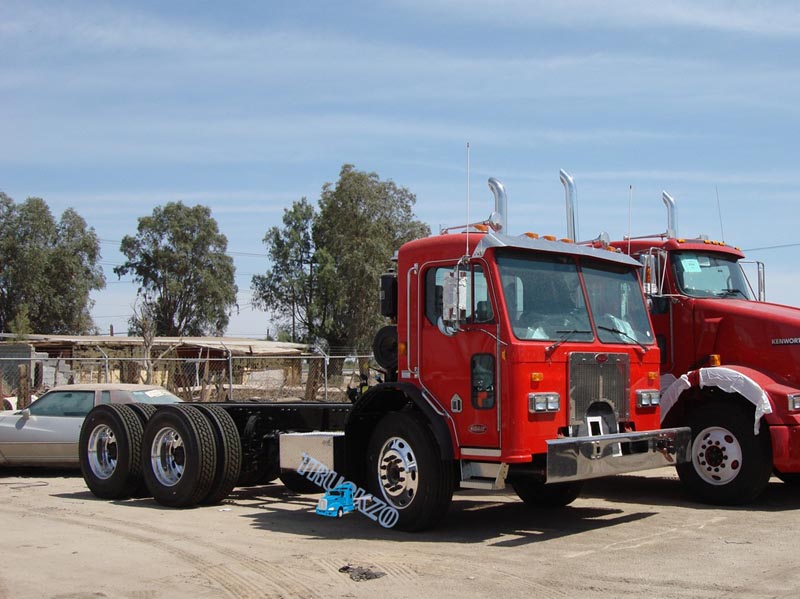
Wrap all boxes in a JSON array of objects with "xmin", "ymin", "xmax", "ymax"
[{"xmin": 1, "ymin": 467, "xmax": 799, "ymax": 599}]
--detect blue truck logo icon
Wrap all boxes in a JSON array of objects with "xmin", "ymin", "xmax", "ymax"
[{"xmin": 316, "ymin": 482, "xmax": 361, "ymax": 518}]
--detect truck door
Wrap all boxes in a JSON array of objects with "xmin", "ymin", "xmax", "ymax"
[
  {"xmin": 642, "ymin": 249, "xmax": 676, "ymax": 375},
  {"xmin": 418, "ymin": 262, "xmax": 500, "ymax": 450}
]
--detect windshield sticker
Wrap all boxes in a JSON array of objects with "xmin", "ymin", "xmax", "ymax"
[
  {"xmin": 144, "ymin": 389, "xmax": 166, "ymax": 397},
  {"xmin": 680, "ymin": 257, "xmax": 702, "ymax": 273}
]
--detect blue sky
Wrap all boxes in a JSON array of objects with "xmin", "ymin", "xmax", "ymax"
[{"xmin": 2, "ymin": 0, "xmax": 799, "ymax": 338}]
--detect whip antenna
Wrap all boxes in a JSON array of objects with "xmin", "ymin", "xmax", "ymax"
[
  {"xmin": 716, "ymin": 186, "xmax": 725, "ymax": 242},
  {"xmin": 465, "ymin": 142, "xmax": 470, "ymax": 259}
]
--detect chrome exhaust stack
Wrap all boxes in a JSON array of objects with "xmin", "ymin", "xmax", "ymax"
[
  {"xmin": 559, "ymin": 169, "xmax": 577, "ymax": 241},
  {"xmin": 487, "ymin": 177, "xmax": 508, "ymax": 233},
  {"xmin": 662, "ymin": 191, "xmax": 677, "ymax": 238}
]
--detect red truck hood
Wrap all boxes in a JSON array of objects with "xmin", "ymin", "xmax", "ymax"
[{"xmin": 691, "ymin": 298, "xmax": 800, "ymax": 387}]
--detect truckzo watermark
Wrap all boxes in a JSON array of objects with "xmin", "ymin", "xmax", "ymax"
[{"xmin": 296, "ymin": 452, "xmax": 399, "ymax": 528}]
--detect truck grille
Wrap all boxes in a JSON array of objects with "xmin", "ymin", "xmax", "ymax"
[{"xmin": 568, "ymin": 352, "xmax": 630, "ymax": 426}]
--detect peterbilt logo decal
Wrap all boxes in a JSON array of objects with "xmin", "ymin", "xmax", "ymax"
[
  {"xmin": 772, "ymin": 337, "xmax": 800, "ymax": 345},
  {"xmin": 469, "ymin": 424, "xmax": 487, "ymax": 434}
]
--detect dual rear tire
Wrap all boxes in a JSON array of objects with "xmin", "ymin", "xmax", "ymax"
[{"xmin": 80, "ymin": 403, "xmax": 242, "ymax": 507}]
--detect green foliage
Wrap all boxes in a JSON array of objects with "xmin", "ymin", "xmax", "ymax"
[
  {"xmin": 0, "ymin": 193, "xmax": 105, "ymax": 334},
  {"xmin": 8, "ymin": 305, "xmax": 31, "ymax": 339},
  {"xmin": 252, "ymin": 165, "xmax": 429, "ymax": 350},
  {"xmin": 115, "ymin": 202, "xmax": 238, "ymax": 336},
  {"xmin": 252, "ymin": 199, "xmax": 316, "ymax": 342}
]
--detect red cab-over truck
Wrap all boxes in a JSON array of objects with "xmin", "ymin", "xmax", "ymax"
[{"xmin": 78, "ymin": 175, "xmax": 689, "ymax": 531}]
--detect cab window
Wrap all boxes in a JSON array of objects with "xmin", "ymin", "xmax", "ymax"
[{"xmin": 425, "ymin": 264, "xmax": 494, "ymax": 325}]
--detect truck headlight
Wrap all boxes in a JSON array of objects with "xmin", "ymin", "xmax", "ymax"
[
  {"xmin": 636, "ymin": 389, "xmax": 661, "ymax": 407},
  {"xmin": 529, "ymin": 392, "xmax": 560, "ymax": 413},
  {"xmin": 788, "ymin": 393, "xmax": 800, "ymax": 411}
]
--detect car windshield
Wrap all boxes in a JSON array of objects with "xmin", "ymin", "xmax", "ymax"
[
  {"xmin": 581, "ymin": 259, "xmax": 655, "ymax": 346},
  {"xmin": 130, "ymin": 389, "xmax": 183, "ymax": 404},
  {"xmin": 497, "ymin": 251, "xmax": 594, "ymax": 342},
  {"xmin": 671, "ymin": 251, "xmax": 753, "ymax": 300}
]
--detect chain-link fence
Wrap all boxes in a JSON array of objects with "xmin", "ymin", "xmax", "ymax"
[{"xmin": 1, "ymin": 352, "xmax": 380, "ymax": 408}]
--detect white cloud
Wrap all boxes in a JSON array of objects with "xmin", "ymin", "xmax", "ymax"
[{"xmin": 394, "ymin": 0, "xmax": 800, "ymax": 36}]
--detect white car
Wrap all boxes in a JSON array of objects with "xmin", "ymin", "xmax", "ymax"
[{"xmin": 0, "ymin": 383, "xmax": 182, "ymax": 468}]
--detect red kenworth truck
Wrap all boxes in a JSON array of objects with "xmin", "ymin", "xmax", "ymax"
[
  {"xmin": 79, "ymin": 175, "xmax": 689, "ymax": 531},
  {"xmin": 605, "ymin": 189, "xmax": 800, "ymax": 505}
]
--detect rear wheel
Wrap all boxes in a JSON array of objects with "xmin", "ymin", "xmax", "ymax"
[
  {"xmin": 142, "ymin": 405, "xmax": 217, "ymax": 508},
  {"xmin": 79, "ymin": 404, "xmax": 144, "ymax": 499},
  {"xmin": 366, "ymin": 410, "xmax": 454, "ymax": 531},
  {"xmin": 676, "ymin": 400, "xmax": 772, "ymax": 505},
  {"xmin": 511, "ymin": 479, "xmax": 583, "ymax": 508},
  {"xmin": 127, "ymin": 402, "xmax": 157, "ymax": 427},
  {"xmin": 194, "ymin": 404, "xmax": 242, "ymax": 505}
]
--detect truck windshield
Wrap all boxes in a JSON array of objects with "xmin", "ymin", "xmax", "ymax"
[
  {"xmin": 497, "ymin": 251, "xmax": 594, "ymax": 342},
  {"xmin": 581, "ymin": 260, "xmax": 655, "ymax": 346},
  {"xmin": 671, "ymin": 251, "xmax": 753, "ymax": 300}
]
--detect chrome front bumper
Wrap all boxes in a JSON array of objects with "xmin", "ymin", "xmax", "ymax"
[{"xmin": 545, "ymin": 427, "xmax": 691, "ymax": 484}]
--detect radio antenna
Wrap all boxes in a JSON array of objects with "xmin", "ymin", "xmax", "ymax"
[
  {"xmin": 716, "ymin": 186, "xmax": 725, "ymax": 242},
  {"xmin": 465, "ymin": 141, "xmax": 470, "ymax": 259},
  {"xmin": 627, "ymin": 184, "xmax": 633, "ymax": 255}
]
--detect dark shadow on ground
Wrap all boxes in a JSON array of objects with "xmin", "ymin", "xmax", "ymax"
[
  {"xmin": 582, "ymin": 470, "xmax": 800, "ymax": 513},
  {"xmin": 234, "ymin": 483, "xmax": 655, "ymax": 545}
]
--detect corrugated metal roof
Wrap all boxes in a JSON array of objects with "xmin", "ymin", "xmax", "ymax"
[{"xmin": 0, "ymin": 334, "xmax": 309, "ymax": 357}]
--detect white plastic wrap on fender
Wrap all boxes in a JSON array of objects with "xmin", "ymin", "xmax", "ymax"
[
  {"xmin": 660, "ymin": 367, "xmax": 772, "ymax": 435},
  {"xmin": 660, "ymin": 374, "xmax": 691, "ymax": 422}
]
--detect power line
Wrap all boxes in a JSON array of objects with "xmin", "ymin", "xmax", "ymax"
[{"xmin": 744, "ymin": 243, "xmax": 800, "ymax": 252}]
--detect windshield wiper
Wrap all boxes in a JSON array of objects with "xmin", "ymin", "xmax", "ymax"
[
  {"xmin": 545, "ymin": 329, "xmax": 592, "ymax": 356},
  {"xmin": 716, "ymin": 288, "xmax": 748, "ymax": 299},
  {"xmin": 597, "ymin": 325, "xmax": 649, "ymax": 353}
]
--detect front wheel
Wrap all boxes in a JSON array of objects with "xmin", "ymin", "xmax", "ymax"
[
  {"xmin": 366, "ymin": 410, "xmax": 454, "ymax": 531},
  {"xmin": 676, "ymin": 401, "xmax": 772, "ymax": 505}
]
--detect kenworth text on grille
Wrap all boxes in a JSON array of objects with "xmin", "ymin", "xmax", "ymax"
[{"xmin": 78, "ymin": 173, "xmax": 690, "ymax": 531}]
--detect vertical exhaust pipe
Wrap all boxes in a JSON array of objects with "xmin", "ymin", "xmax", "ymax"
[
  {"xmin": 559, "ymin": 169, "xmax": 577, "ymax": 241},
  {"xmin": 662, "ymin": 191, "xmax": 677, "ymax": 238},
  {"xmin": 487, "ymin": 177, "xmax": 508, "ymax": 233}
]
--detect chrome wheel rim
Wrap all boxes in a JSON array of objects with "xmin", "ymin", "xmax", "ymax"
[
  {"xmin": 150, "ymin": 427, "xmax": 185, "ymax": 487},
  {"xmin": 377, "ymin": 436, "xmax": 419, "ymax": 509},
  {"xmin": 87, "ymin": 424, "xmax": 117, "ymax": 480},
  {"xmin": 692, "ymin": 426, "xmax": 743, "ymax": 485}
]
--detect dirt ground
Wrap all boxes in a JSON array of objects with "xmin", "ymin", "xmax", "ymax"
[{"xmin": 1, "ymin": 467, "xmax": 799, "ymax": 599}]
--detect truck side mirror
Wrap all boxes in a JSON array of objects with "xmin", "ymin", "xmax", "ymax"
[{"xmin": 438, "ymin": 267, "xmax": 467, "ymax": 336}]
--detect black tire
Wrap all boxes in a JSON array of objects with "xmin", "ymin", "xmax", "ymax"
[
  {"xmin": 141, "ymin": 405, "xmax": 217, "ymax": 508},
  {"xmin": 79, "ymin": 404, "xmax": 144, "ymax": 500},
  {"xmin": 127, "ymin": 402, "xmax": 157, "ymax": 427},
  {"xmin": 279, "ymin": 470, "xmax": 323, "ymax": 494},
  {"xmin": 511, "ymin": 479, "xmax": 583, "ymax": 508},
  {"xmin": 126, "ymin": 404, "xmax": 160, "ymax": 498},
  {"xmin": 676, "ymin": 400, "xmax": 772, "ymax": 505},
  {"xmin": 366, "ymin": 410, "xmax": 454, "ymax": 531},
  {"xmin": 194, "ymin": 404, "xmax": 242, "ymax": 505}
]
